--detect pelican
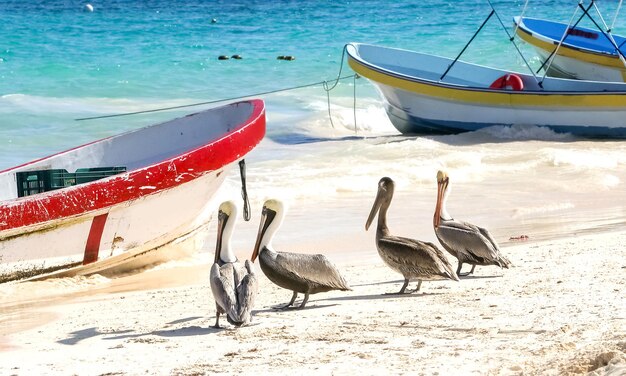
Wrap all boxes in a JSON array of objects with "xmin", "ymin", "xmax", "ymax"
[
  {"xmin": 210, "ymin": 201, "xmax": 258, "ymax": 328},
  {"xmin": 366, "ymin": 177, "xmax": 459, "ymax": 294},
  {"xmin": 251, "ymin": 199, "xmax": 351, "ymax": 309},
  {"xmin": 433, "ymin": 170, "xmax": 512, "ymax": 277}
]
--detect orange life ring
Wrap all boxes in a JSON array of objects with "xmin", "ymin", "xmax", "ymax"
[{"xmin": 489, "ymin": 74, "xmax": 524, "ymax": 91}]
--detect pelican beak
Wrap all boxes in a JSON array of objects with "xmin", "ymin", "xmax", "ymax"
[
  {"xmin": 214, "ymin": 209, "xmax": 228, "ymax": 263},
  {"xmin": 251, "ymin": 206, "xmax": 275, "ymax": 262},
  {"xmin": 366, "ymin": 186, "xmax": 384, "ymax": 231},
  {"xmin": 434, "ymin": 177, "xmax": 448, "ymax": 228}
]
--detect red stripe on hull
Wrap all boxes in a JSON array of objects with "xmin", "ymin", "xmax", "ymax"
[
  {"xmin": 83, "ymin": 213, "xmax": 109, "ymax": 265},
  {"xmin": 0, "ymin": 100, "xmax": 266, "ymax": 234}
]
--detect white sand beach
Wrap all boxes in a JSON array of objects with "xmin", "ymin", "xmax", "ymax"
[{"xmin": 1, "ymin": 227, "xmax": 624, "ymax": 375}]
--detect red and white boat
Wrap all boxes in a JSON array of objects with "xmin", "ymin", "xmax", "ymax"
[{"xmin": 0, "ymin": 99, "xmax": 266, "ymax": 282}]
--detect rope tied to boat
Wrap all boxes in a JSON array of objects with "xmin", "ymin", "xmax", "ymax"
[
  {"xmin": 536, "ymin": 1, "xmax": 588, "ymax": 83},
  {"xmin": 485, "ymin": 0, "xmax": 542, "ymax": 87},
  {"xmin": 75, "ymin": 75, "xmax": 357, "ymax": 121},
  {"xmin": 238, "ymin": 159, "xmax": 251, "ymax": 222},
  {"xmin": 510, "ymin": 0, "xmax": 530, "ymax": 42},
  {"xmin": 324, "ymin": 44, "xmax": 359, "ymax": 134},
  {"xmin": 583, "ymin": 1, "xmax": 626, "ymax": 66}
]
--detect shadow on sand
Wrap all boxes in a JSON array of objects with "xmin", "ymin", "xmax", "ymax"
[
  {"xmin": 253, "ymin": 303, "xmax": 340, "ymax": 314},
  {"xmin": 458, "ymin": 275, "xmax": 503, "ymax": 280},
  {"xmin": 320, "ymin": 291, "xmax": 444, "ymax": 303},
  {"xmin": 58, "ymin": 327, "xmax": 135, "ymax": 345},
  {"xmin": 57, "ymin": 316, "xmax": 221, "ymax": 345}
]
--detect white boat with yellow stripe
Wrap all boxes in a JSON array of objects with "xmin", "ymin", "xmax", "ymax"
[
  {"xmin": 346, "ymin": 42, "xmax": 626, "ymax": 138},
  {"xmin": 514, "ymin": 16, "xmax": 626, "ymax": 82}
]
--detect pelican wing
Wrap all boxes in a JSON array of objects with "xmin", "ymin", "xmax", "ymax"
[
  {"xmin": 477, "ymin": 225, "xmax": 512, "ymax": 267},
  {"xmin": 210, "ymin": 263, "xmax": 237, "ymax": 315},
  {"xmin": 436, "ymin": 219, "xmax": 508, "ymax": 266},
  {"xmin": 379, "ymin": 235, "xmax": 458, "ymax": 280},
  {"xmin": 233, "ymin": 260, "xmax": 259, "ymax": 323},
  {"xmin": 272, "ymin": 250, "xmax": 351, "ymax": 290}
]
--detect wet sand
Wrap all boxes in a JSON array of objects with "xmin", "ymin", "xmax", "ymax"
[{"xmin": 1, "ymin": 229, "xmax": 625, "ymax": 375}]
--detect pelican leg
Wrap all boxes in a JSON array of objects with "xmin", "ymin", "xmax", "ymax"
[
  {"xmin": 383, "ymin": 279, "xmax": 410, "ymax": 295},
  {"xmin": 298, "ymin": 293, "xmax": 310, "ymax": 309},
  {"xmin": 398, "ymin": 279, "xmax": 410, "ymax": 294},
  {"xmin": 279, "ymin": 291, "xmax": 298, "ymax": 309},
  {"xmin": 212, "ymin": 309, "xmax": 221, "ymax": 329},
  {"xmin": 457, "ymin": 262, "xmax": 472, "ymax": 277},
  {"xmin": 410, "ymin": 280, "xmax": 422, "ymax": 293}
]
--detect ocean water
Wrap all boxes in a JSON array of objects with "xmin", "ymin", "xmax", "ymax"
[{"xmin": 1, "ymin": 0, "xmax": 626, "ymax": 262}]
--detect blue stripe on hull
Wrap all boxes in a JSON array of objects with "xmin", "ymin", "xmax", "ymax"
[{"xmin": 385, "ymin": 104, "xmax": 626, "ymax": 139}]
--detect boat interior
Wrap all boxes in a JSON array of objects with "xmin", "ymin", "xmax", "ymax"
[
  {"xmin": 0, "ymin": 102, "xmax": 255, "ymax": 201},
  {"xmin": 349, "ymin": 43, "xmax": 626, "ymax": 92},
  {"xmin": 518, "ymin": 17, "xmax": 626, "ymax": 55}
]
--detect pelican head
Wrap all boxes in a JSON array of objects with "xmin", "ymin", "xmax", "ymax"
[
  {"xmin": 251, "ymin": 199, "xmax": 285, "ymax": 262},
  {"xmin": 366, "ymin": 177, "xmax": 395, "ymax": 231},
  {"xmin": 434, "ymin": 170, "xmax": 451, "ymax": 228},
  {"xmin": 215, "ymin": 200, "xmax": 238, "ymax": 264}
]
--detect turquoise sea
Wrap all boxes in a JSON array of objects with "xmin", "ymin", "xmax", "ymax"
[
  {"xmin": 1, "ymin": 0, "xmax": 626, "ymax": 254},
  {"xmin": 1, "ymin": 0, "xmax": 624, "ymax": 164}
]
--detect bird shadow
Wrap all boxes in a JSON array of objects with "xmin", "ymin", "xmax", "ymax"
[
  {"xmin": 151, "ymin": 325, "xmax": 219, "ymax": 337},
  {"xmin": 321, "ymin": 291, "xmax": 443, "ymax": 303},
  {"xmin": 165, "ymin": 316, "xmax": 203, "ymax": 325},
  {"xmin": 351, "ymin": 279, "xmax": 405, "ymax": 288},
  {"xmin": 254, "ymin": 303, "xmax": 340, "ymax": 314},
  {"xmin": 57, "ymin": 327, "xmax": 134, "ymax": 345},
  {"xmin": 103, "ymin": 326, "xmax": 220, "ymax": 341},
  {"xmin": 459, "ymin": 275, "xmax": 503, "ymax": 280},
  {"xmin": 57, "ymin": 316, "xmax": 222, "ymax": 345}
]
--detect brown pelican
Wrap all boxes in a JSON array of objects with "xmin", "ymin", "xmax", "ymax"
[
  {"xmin": 433, "ymin": 170, "xmax": 512, "ymax": 277},
  {"xmin": 251, "ymin": 199, "xmax": 351, "ymax": 309},
  {"xmin": 366, "ymin": 177, "xmax": 459, "ymax": 294},
  {"xmin": 210, "ymin": 201, "xmax": 258, "ymax": 328}
]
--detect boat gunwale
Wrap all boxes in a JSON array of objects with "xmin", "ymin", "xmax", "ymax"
[
  {"xmin": 346, "ymin": 42, "xmax": 626, "ymax": 96},
  {"xmin": 0, "ymin": 99, "xmax": 266, "ymax": 234},
  {"xmin": 514, "ymin": 16, "xmax": 625, "ymax": 59}
]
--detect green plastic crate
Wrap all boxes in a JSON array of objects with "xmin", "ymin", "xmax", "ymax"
[{"xmin": 16, "ymin": 167, "xmax": 126, "ymax": 197}]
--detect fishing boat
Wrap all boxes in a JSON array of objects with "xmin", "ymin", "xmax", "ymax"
[
  {"xmin": 514, "ymin": 16, "xmax": 626, "ymax": 82},
  {"xmin": 345, "ymin": 42, "xmax": 626, "ymax": 138},
  {"xmin": 0, "ymin": 99, "xmax": 266, "ymax": 282}
]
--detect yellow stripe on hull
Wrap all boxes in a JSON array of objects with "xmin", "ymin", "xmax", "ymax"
[
  {"xmin": 515, "ymin": 27, "xmax": 625, "ymax": 69},
  {"xmin": 348, "ymin": 57, "xmax": 625, "ymax": 108}
]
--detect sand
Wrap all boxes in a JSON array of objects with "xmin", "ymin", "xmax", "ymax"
[{"xmin": 1, "ymin": 229, "xmax": 625, "ymax": 375}]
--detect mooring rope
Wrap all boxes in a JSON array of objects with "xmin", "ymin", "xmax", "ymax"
[
  {"xmin": 610, "ymin": 0, "xmax": 623, "ymax": 32},
  {"xmin": 539, "ymin": 3, "xmax": 583, "ymax": 83},
  {"xmin": 589, "ymin": 1, "xmax": 626, "ymax": 66},
  {"xmin": 238, "ymin": 159, "xmax": 251, "ymax": 222},
  {"xmin": 511, "ymin": 0, "xmax": 530, "ymax": 41},
  {"xmin": 322, "ymin": 44, "xmax": 359, "ymax": 133},
  {"xmin": 353, "ymin": 73, "xmax": 358, "ymax": 135},
  {"xmin": 440, "ymin": 10, "xmax": 495, "ymax": 82},
  {"xmin": 75, "ymin": 74, "xmax": 357, "ymax": 121},
  {"xmin": 486, "ymin": 0, "xmax": 542, "ymax": 87}
]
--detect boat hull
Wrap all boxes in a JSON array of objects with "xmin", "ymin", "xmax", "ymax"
[
  {"xmin": 0, "ymin": 100, "xmax": 266, "ymax": 282},
  {"xmin": 0, "ymin": 169, "xmax": 224, "ymax": 281},
  {"xmin": 346, "ymin": 43, "xmax": 626, "ymax": 138},
  {"xmin": 376, "ymin": 82, "xmax": 626, "ymax": 138}
]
